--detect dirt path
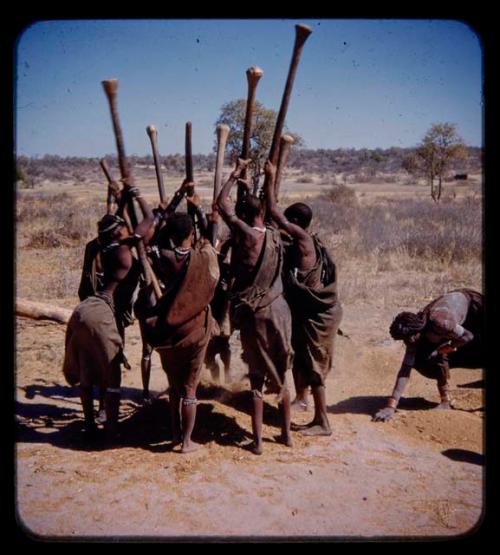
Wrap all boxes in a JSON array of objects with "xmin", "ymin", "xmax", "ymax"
[{"xmin": 15, "ymin": 305, "xmax": 484, "ymax": 540}]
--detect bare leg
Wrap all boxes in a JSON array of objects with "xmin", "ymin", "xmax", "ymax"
[
  {"xmin": 205, "ymin": 338, "xmax": 220, "ymax": 382},
  {"xmin": 291, "ymin": 358, "xmax": 310, "ymax": 411},
  {"xmin": 97, "ymin": 387, "xmax": 105, "ymax": 412},
  {"xmin": 169, "ymin": 387, "xmax": 182, "ymax": 445},
  {"xmin": 436, "ymin": 373, "xmax": 453, "ymax": 409},
  {"xmin": 96, "ymin": 386, "xmax": 107, "ymax": 424},
  {"xmin": 181, "ymin": 389, "xmax": 200, "ymax": 454},
  {"xmin": 220, "ymin": 337, "xmax": 232, "ymax": 382},
  {"xmin": 276, "ymin": 387, "xmax": 293, "ymax": 447},
  {"xmin": 250, "ymin": 389, "xmax": 264, "ymax": 455},
  {"xmin": 210, "ymin": 359, "xmax": 221, "ymax": 383},
  {"xmin": 301, "ymin": 385, "xmax": 332, "ymax": 436},
  {"xmin": 103, "ymin": 359, "xmax": 122, "ymax": 438},
  {"xmin": 80, "ymin": 385, "xmax": 97, "ymax": 435},
  {"xmin": 141, "ymin": 347, "xmax": 152, "ymax": 402},
  {"xmin": 139, "ymin": 322, "xmax": 153, "ymax": 402},
  {"xmin": 291, "ymin": 389, "xmax": 310, "ymax": 412},
  {"xmin": 104, "ymin": 390, "xmax": 120, "ymax": 438},
  {"xmin": 291, "ymin": 367, "xmax": 310, "ymax": 411}
]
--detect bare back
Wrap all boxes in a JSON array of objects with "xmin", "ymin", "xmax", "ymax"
[
  {"xmin": 230, "ymin": 225, "xmax": 267, "ymax": 286},
  {"xmin": 283, "ymin": 227, "xmax": 316, "ymax": 272},
  {"xmin": 158, "ymin": 248, "xmax": 190, "ymax": 283},
  {"xmin": 100, "ymin": 244, "xmax": 133, "ymax": 297}
]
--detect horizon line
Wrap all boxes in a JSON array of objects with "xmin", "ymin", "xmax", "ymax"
[{"xmin": 16, "ymin": 144, "xmax": 484, "ymax": 159}]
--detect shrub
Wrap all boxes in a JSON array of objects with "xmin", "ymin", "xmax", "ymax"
[
  {"xmin": 297, "ymin": 175, "xmax": 314, "ymax": 184},
  {"xmin": 323, "ymin": 184, "xmax": 358, "ymax": 207},
  {"xmin": 309, "ymin": 195, "xmax": 481, "ymax": 264},
  {"xmin": 17, "ymin": 192, "xmax": 102, "ymax": 249}
]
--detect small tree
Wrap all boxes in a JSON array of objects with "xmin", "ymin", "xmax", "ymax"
[
  {"xmin": 16, "ymin": 157, "xmax": 36, "ymax": 189},
  {"xmin": 215, "ymin": 98, "xmax": 302, "ymax": 187},
  {"xmin": 415, "ymin": 123, "xmax": 467, "ymax": 202}
]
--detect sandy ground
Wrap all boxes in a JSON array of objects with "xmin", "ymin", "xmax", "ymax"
[
  {"xmin": 13, "ymin": 173, "xmax": 485, "ymax": 541},
  {"xmin": 14, "ymin": 297, "xmax": 485, "ymax": 541}
]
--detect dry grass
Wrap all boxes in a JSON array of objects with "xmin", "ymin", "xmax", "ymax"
[
  {"xmin": 16, "ymin": 191, "xmax": 103, "ymax": 302},
  {"xmin": 16, "ymin": 191, "xmax": 102, "ymax": 249},
  {"xmin": 309, "ymin": 185, "xmax": 481, "ymax": 308},
  {"xmin": 310, "ymin": 191, "xmax": 482, "ymax": 264},
  {"xmin": 15, "ymin": 173, "xmax": 483, "ymax": 308}
]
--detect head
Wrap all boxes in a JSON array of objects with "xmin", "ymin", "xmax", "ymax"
[
  {"xmin": 389, "ymin": 311, "xmax": 427, "ymax": 344},
  {"xmin": 284, "ymin": 202, "xmax": 313, "ymax": 230},
  {"xmin": 97, "ymin": 214, "xmax": 128, "ymax": 245},
  {"xmin": 235, "ymin": 194, "xmax": 264, "ymax": 225},
  {"xmin": 163, "ymin": 212, "xmax": 194, "ymax": 247}
]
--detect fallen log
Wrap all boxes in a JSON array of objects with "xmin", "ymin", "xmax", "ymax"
[{"xmin": 16, "ymin": 299, "xmax": 73, "ymax": 324}]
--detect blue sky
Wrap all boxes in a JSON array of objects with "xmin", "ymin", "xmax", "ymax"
[{"xmin": 15, "ymin": 18, "xmax": 483, "ymax": 157}]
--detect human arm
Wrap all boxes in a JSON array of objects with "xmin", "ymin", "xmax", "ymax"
[
  {"xmin": 164, "ymin": 178, "xmax": 191, "ymax": 216},
  {"xmin": 78, "ymin": 239, "xmax": 100, "ymax": 301},
  {"xmin": 430, "ymin": 326, "xmax": 474, "ymax": 357},
  {"xmin": 216, "ymin": 158, "xmax": 251, "ymax": 227},
  {"xmin": 264, "ymin": 159, "xmax": 288, "ymax": 229},
  {"xmin": 263, "ymin": 160, "xmax": 312, "ymax": 245},
  {"xmin": 114, "ymin": 181, "xmax": 130, "ymax": 219},
  {"xmin": 373, "ymin": 348, "xmax": 415, "ymax": 422},
  {"xmin": 236, "ymin": 177, "xmax": 252, "ymax": 198},
  {"xmin": 124, "ymin": 185, "xmax": 156, "ymax": 244},
  {"xmin": 151, "ymin": 201, "xmax": 169, "ymax": 230},
  {"xmin": 108, "ymin": 180, "xmax": 122, "ymax": 204},
  {"xmin": 186, "ymin": 191, "xmax": 209, "ymax": 238},
  {"xmin": 207, "ymin": 204, "xmax": 220, "ymax": 247}
]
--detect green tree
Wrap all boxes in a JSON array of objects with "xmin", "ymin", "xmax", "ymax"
[
  {"xmin": 215, "ymin": 98, "xmax": 303, "ymax": 187},
  {"xmin": 415, "ymin": 123, "xmax": 467, "ymax": 202}
]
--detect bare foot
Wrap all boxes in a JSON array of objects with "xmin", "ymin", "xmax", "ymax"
[
  {"xmin": 301, "ymin": 425, "xmax": 332, "ymax": 437},
  {"xmin": 181, "ymin": 440, "xmax": 201, "ymax": 454},
  {"xmin": 291, "ymin": 399, "xmax": 309, "ymax": 412},
  {"xmin": 274, "ymin": 434, "xmax": 293, "ymax": 447},
  {"xmin": 95, "ymin": 409, "xmax": 107, "ymax": 425},
  {"xmin": 291, "ymin": 421, "xmax": 314, "ymax": 431},
  {"xmin": 171, "ymin": 434, "xmax": 182, "ymax": 446},
  {"xmin": 243, "ymin": 441, "xmax": 263, "ymax": 455},
  {"xmin": 251, "ymin": 442, "xmax": 263, "ymax": 455}
]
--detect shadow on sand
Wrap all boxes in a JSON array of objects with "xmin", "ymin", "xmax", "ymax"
[
  {"xmin": 328, "ymin": 395, "xmax": 438, "ymax": 416},
  {"xmin": 457, "ymin": 380, "xmax": 485, "ymax": 389},
  {"xmin": 15, "ymin": 381, "xmax": 280, "ymax": 453},
  {"xmin": 197, "ymin": 382, "xmax": 282, "ymax": 428},
  {"xmin": 442, "ymin": 448, "xmax": 485, "ymax": 466}
]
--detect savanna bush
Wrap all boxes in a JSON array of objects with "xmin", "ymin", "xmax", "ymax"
[
  {"xmin": 297, "ymin": 175, "xmax": 314, "ymax": 184},
  {"xmin": 311, "ymin": 194, "xmax": 482, "ymax": 264},
  {"xmin": 16, "ymin": 186, "xmax": 482, "ymax": 301},
  {"xmin": 323, "ymin": 184, "xmax": 358, "ymax": 207},
  {"xmin": 17, "ymin": 192, "xmax": 102, "ymax": 249}
]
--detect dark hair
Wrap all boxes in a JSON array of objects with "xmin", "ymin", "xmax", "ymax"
[
  {"xmin": 98, "ymin": 214, "xmax": 125, "ymax": 234},
  {"xmin": 165, "ymin": 212, "xmax": 193, "ymax": 246},
  {"xmin": 97, "ymin": 214, "xmax": 126, "ymax": 245},
  {"xmin": 235, "ymin": 195, "xmax": 263, "ymax": 224},
  {"xmin": 389, "ymin": 311, "xmax": 427, "ymax": 340},
  {"xmin": 284, "ymin": 202, "xmax": 313, "ymax": 229}
]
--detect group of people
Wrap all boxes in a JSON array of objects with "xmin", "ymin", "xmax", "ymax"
[{"xmin": 62, "ymin": 157, "xmax": 484, "ymax": 455}]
